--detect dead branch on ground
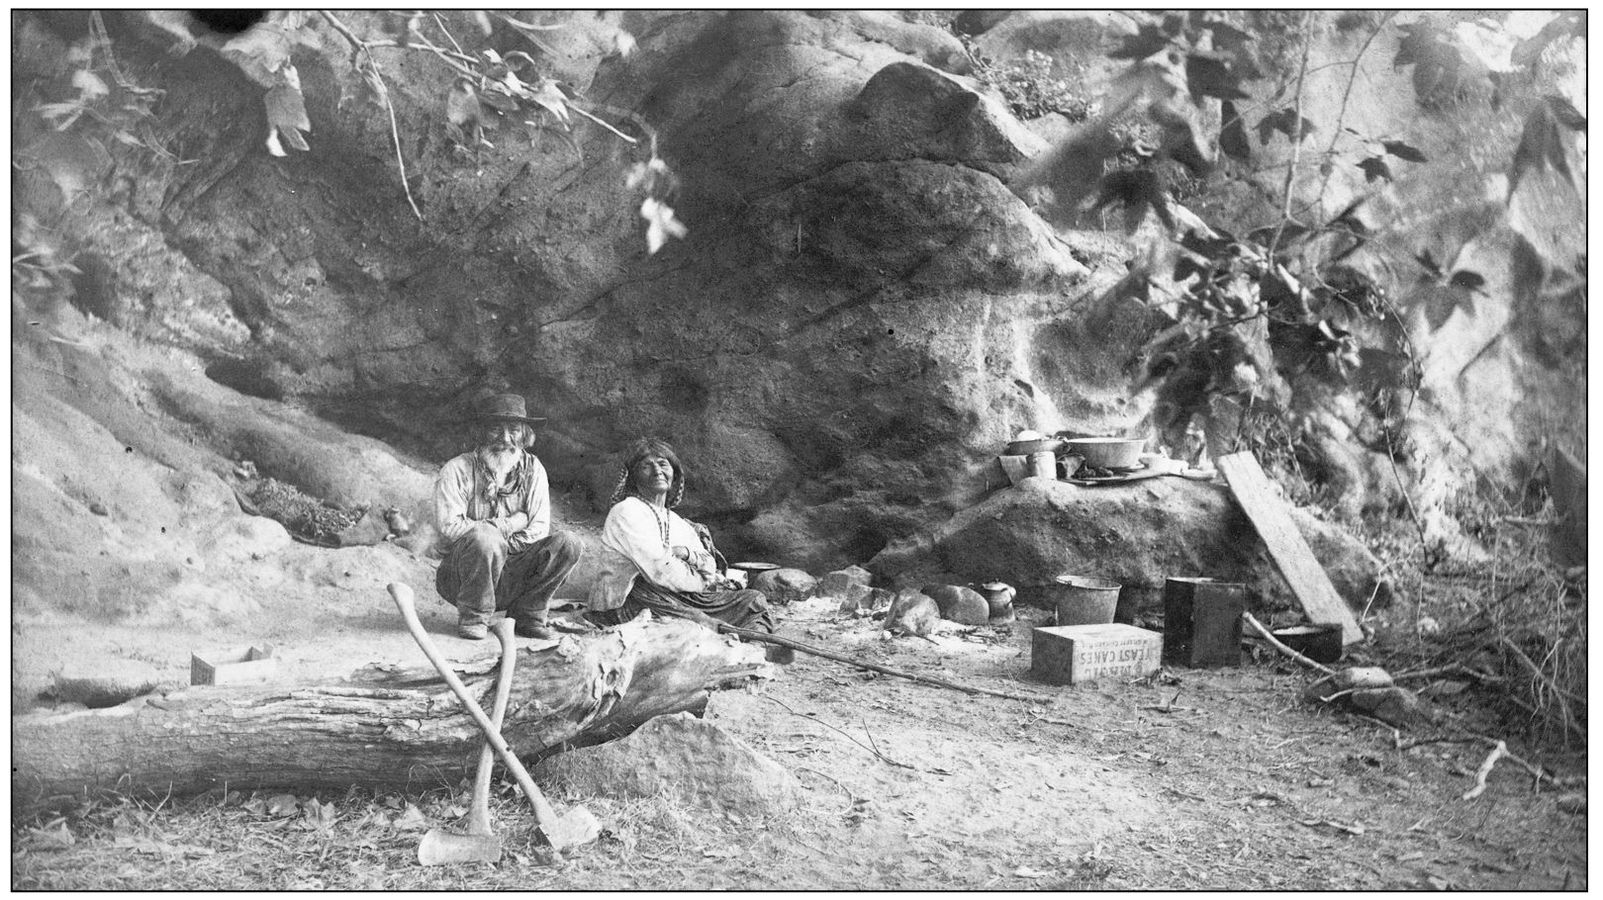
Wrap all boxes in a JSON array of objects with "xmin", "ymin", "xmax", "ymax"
[
  {"xmin": 1242, "ymin": 611, "xmax": 1336, "ymax": 676},
  {"xmin": 705, "ymin": 619, "xmax": 1053, "ymax": 704},
  {"xmin": 1461, "ymin": 740, "xmax": 1507, "ymax": 800}
]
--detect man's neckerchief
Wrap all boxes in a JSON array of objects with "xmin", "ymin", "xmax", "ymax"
[{"xmin": 472, "ymin": 447, "xmax": 534, "ymax": 517}]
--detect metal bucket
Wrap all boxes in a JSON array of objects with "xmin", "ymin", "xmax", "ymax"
[{"xmin": 1049, "ymin": 575, "xmax": 1121, "ymax": 627}]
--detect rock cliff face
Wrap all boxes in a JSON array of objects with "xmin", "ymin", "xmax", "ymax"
[
  {"xmin": 14, "ymin": 10, "xmax": 1146, "ymax": 571},
  {"xmin": 10, "ymin": 9, "xmax": 1583, "ymax": 592}
]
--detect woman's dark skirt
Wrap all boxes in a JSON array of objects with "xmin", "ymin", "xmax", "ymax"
[{"xmin": 594, "ymin": 580, "xmax": 775, "ymax": 634}]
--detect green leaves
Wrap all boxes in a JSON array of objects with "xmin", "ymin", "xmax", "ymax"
[
  {"xmin": 1412, "ymin": 249, "xmax": 1486, "ymax": 328},
  {"xmin": 1348, "ymin": 134, "xmax": 1427, "ymax": 182},
  {"xmin": 219, "ymin": 19, "xmax": 302, "ymax": 88},
  {"xmin": 1511, "ymin": 11, "xmax": 1584, "ymax": 68},
  {"xmin": 1508, "ymin": 95, "xmax": 1587, "ymax": 198},
  {"xmin": 1310, "ymin": 319, "xmax": 1361, "ymax": 379},
  {"xmin": 1108, "ymin": 23, "xmax": 1173, "ymax": 61},
  {"xmin": 1356, "ymin": 157, "xmax": 1392, "ymax": 183},
  {"xmin": 628, "ymin": 157, "xmax": 687, "ymax": 255},
  {"xmin": 1092, "ymin": 167, "xmax": 1174, "ymax": 231},
  {"xmin": 1257, "ymin": 108, "xmax": 1315, "ymax": 145},
  {"xmin": 263, "ymin": 65, "xmax": 310, "ymax": 157},
  {"xmin": 1392, "ymin": 22, "xmax": 1466, "ymax": 107},
  {"xmin": 1184, "ymin": 52, "xmax": 1249, "ymax": 101},
  {"xmin": 1380, "ymin": 140, "xmax": 1426, "ymax": 163},
  {"xmin": 1219, "ymin": 100, "xmax": 1251, "ymax": 162},
  {"xmin": 639, "ymin": 198, "xmax": 687, "ymax": 255}
]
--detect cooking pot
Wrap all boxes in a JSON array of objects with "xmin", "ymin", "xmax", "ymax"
[
  {"xmin": 1063, "ymin": 437, "xmax": 1145, "ymax": 470},
  {"xmin": 1005, "ymin": 438, "xmax": 1065, "ymax": 456}
]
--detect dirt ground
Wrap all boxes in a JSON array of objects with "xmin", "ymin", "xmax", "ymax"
[{"xmin": 10, "ymin": 571, "xmax": 1589, "ymax": 891}]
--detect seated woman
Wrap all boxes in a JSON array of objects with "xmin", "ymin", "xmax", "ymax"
[{"xmin": 592, "ymin": 438, "xmax": 784, "ymax": 653}]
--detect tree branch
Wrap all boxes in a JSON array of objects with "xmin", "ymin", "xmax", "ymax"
[
  {"xmin": 1313, "ymin": 12, "xmax": 1397, "ymax": 203},
  {"xmin": 1268, "ymin": 14, "xmax": 1314, "ymax": 260},
  {"xmin": 1242, "ymin": 611, "xmax": 1337, "ymax": 676},
  {"xmin": 318, "ymin": 11, "xmax": 424, "ymax": 221}
]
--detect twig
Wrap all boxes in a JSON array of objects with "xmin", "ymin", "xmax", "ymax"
[
  {"xmin": 495, "ymin": 12, "xmax": 568, "ymax": 32},
  {"xmin": 1499, "ymin": 636, "xmax": 1587, "ymax": 710},
  {"xmin": 1442, "ymin": 723, "xmax": 1582, "ymax": 789},
  {"xmin": 792, "ymin": 766, "xmax": 855, "ymax": 805},
  {"xmin": 1242, "ymin": 612, "xmax": 1336, "ymax": 676},
  {"xmin": 1312, "ymin": 12, "xmax": 1396, "ymax": 202},
  {"xmin": 1497, "ymin": 636, "xmax": 1586, "ymax": 746},
  {"xmin": 860, "ymin": 717, "xmax": 883, "ymax": 758},
  {"xmin": 398, "ymin": 24, "xmax": 482, "ymax": 81},
  {"xmin": 430, "ymin": 12, "xmax": 464, "ymax": 56},
  {"xmin": 761, "ymin": 695, "xmax": 915, "ymax": 771},
  {"xmin": 565, "ymin": 102, "xmax": 640, "ymax": 145},
  {"xmin": 1391, "ymin": 662, "xmax": 1505, "ymax": 684},
  {"xmin": 1461, "ymin": 740, "xmax": 1506, "ymax": 800},
  {"xmin": 330, "ymin": 13, "xmax": 650, "ymax": 162},
  {"xmin": 318, "ymin": 11, "xmax": 423, "ymax": 221},
  {"xmin": 1266, "ymin": 14, "xmax": 1313, "ymax": 259},
  {"xmin": 1397, "ymin": 735, "xmax": 1476, "ymax": 751}
]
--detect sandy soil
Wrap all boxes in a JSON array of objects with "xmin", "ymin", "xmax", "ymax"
[{"xmin": 11, "ymin": 577, "xmax": 1588, "ymax": 891}]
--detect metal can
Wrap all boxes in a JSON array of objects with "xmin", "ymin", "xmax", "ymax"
[{"xmin": 1028, "ymin": 450, "xmax": 1057, "ymax": 479}]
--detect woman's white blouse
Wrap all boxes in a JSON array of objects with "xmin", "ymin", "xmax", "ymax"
[{"xmin": 599, "ymin": 496, "xmax": 710, "ymax": 594}]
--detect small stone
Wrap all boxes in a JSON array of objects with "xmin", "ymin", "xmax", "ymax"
[
  {"xmin": 89, "ymin": 502, "xmax": 109, "ymax": 516},
  {"xmin": 1348, "ymin": 686, "xmax": 1436, "ymax": 728},
  {"xmin": 815, "ymin": 565, "xmax": 873, "ymax": 599},
  {"xmin": 336, "ymin": 507, "xmax": 391, "ymax": 547},
  {"xmin": 884, "ymin": 589, "xmax": 938, "ymax": 636},
  {"xmin": 751, "ymin": 568, "xmax": 817, "ymax": 604},
  {"xmin": 921, "ymin": 584, "xmax": 990, "ymax": 625},
  {"xmin": 836, "ymin": 583, "xmax": 875, "ymax": 615}
]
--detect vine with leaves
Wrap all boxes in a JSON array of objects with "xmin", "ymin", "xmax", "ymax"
[
  {"xmin": 111, "ymin": 11, "xmax": 686, "ymax": 254},
  {"xmin": 1012, "ymin": 10, "xmax": 1584, "ymax": 529}
]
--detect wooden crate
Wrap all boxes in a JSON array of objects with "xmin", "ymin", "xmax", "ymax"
[
  {"xmin": 1031, "ymin": 624, "xmax": 1162, "ymax": 685},
  {"xmin": 191, "ymin": 643, "xmax": 277, "ymax": 686},
  {"xmin": 1162, "ymin": 577, "xmax": 1245, "ymax": 668}
]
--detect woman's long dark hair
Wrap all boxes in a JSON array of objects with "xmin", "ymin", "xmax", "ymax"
[{"xmin": 609, "ymin": 437, "xmax": 686, "ymax": 508}]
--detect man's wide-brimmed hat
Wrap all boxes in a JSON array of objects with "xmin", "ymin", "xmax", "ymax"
[{"xmin": 470, "ymin": 393, "xmax": 546, "ymax": 423}]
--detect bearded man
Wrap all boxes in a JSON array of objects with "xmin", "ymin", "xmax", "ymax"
[{"xmin": 434, "ymin": 393, "xmax": 583, "ymax": 640}]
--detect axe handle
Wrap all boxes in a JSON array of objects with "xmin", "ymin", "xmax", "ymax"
[
  {"xmin": 389, "ymin": 583, "xmax": 563, "ymax": 833},
  {"xmin": 466, "ymin": 617, "xmax": 518, "ymax": 834}
]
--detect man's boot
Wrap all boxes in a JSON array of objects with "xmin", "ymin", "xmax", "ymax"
[{"xmin": 513, "ymin": 608, "xmax": 554, "ymax": 640}]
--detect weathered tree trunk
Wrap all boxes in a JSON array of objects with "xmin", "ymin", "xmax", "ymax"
[{"xmin": 13, "ymin": 617, "xmax": 769, "ymax": 807}]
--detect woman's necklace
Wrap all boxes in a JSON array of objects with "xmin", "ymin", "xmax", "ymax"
[{"xmin": 643, "ymin": 498, "xmax": 670, "ymax": 548}]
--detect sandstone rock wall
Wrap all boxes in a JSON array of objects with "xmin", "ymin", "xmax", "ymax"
[{"xmin": 10, "ymin": 10, "xmax": 1582, "ymax": 586}]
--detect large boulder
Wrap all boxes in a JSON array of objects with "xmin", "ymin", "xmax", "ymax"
[
  {"xmin": 13, "ymin": 10, "xmax": 1144, "ymax": 576},
  {"xmin": 9, "ymin": 7, "xmax": 1581, "ymax": 612},
  {"xmin": 869, "ymin": 475, "xmax": 1383, "ymax": 618}
]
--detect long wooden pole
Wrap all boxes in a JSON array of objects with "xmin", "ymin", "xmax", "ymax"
[{"xmin": 712, "ymin": 622, "xmax": 1054, "ymax": 704}]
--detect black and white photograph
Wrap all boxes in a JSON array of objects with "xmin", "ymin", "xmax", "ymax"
[{"xmin": 10, "ymin": 8, "xmax": 1588, "ymax": 890}]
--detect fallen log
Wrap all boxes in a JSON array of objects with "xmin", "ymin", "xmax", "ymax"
[{"xmin": 12, "ymin": 614, "xmax": 769, "ymax": 809}]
